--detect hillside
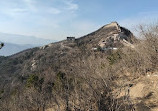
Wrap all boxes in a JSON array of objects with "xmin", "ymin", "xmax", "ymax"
[{"xmin": 0, "ymin": 22, "xmax": 158, "ymax": 111}]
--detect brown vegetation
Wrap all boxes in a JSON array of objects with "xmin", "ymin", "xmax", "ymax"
[{"xmin": 0, "ymin": 23, "xmax": 158, "ymax": 111}]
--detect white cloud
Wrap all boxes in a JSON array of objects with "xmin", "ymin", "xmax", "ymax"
[
  {"xmin": 65, "ymin": 0, "xmax": 78, "ymax": 11},
  {"xmin": 48, "ymin": 8, "xmax": 61, "ymax": 14},
  {"xmin": 12, "ymin": 8, "xmax": 28, "ymax": 13},
  {"xmin": 23, "ymin": 0, "xmax": 37, "ymax": 12},
  {"xmin": 0, "ymin": 0, "xmax": 79, "ymax": 16},
  {"xmin": 0, "ymin": 0, "xmax": 80, "ymax": 40},
  {"xmin": 0, "ymin": 8, "xmax": 28, "ymax": 17}
]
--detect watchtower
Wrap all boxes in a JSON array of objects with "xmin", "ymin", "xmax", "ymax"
[{"xmin": 67, "ymin": 37, "xmax": 75, "ymax": 42}]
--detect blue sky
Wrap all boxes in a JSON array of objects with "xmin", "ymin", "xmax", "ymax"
[{"xmin": 0, "ymin": 0, "xmax": 158, "ymax": 41}]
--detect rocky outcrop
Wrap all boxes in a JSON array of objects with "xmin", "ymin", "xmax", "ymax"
[
  {"xmin": 76, "ymin": 22, "xmax": 136, "ymax": 50},
  {"xmin": 98, "ymin": 22, "xmax": 135, "ymax": 50}
]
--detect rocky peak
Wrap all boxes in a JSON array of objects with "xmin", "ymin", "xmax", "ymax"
[
  {"xmin": 103, "ymin": 22, "xmax": 121, "ymax": 32},
  {"xmin": 76, "ymin": 22, "xmax": 136, "ymax": 50},
  {"xmin": 98, "ymin": 22, "xmax": 135, "ymax": 50}
]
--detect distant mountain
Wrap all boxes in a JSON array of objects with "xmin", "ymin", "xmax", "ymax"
[
  {"xmin": 0, "ymin": 32, "xmax": 55, "ymax": 45},
  {"xmin": 0, "ymin": 43, "xmax": 36, "ymax": 56},
  {"xmin": 0, "ymin": 32, "xmax": 56, "ymax": 56}
]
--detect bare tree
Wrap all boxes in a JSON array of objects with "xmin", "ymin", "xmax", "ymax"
[{"xmin": 0, "ymin": 42, "xmax": 4, "ymax": 49}]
